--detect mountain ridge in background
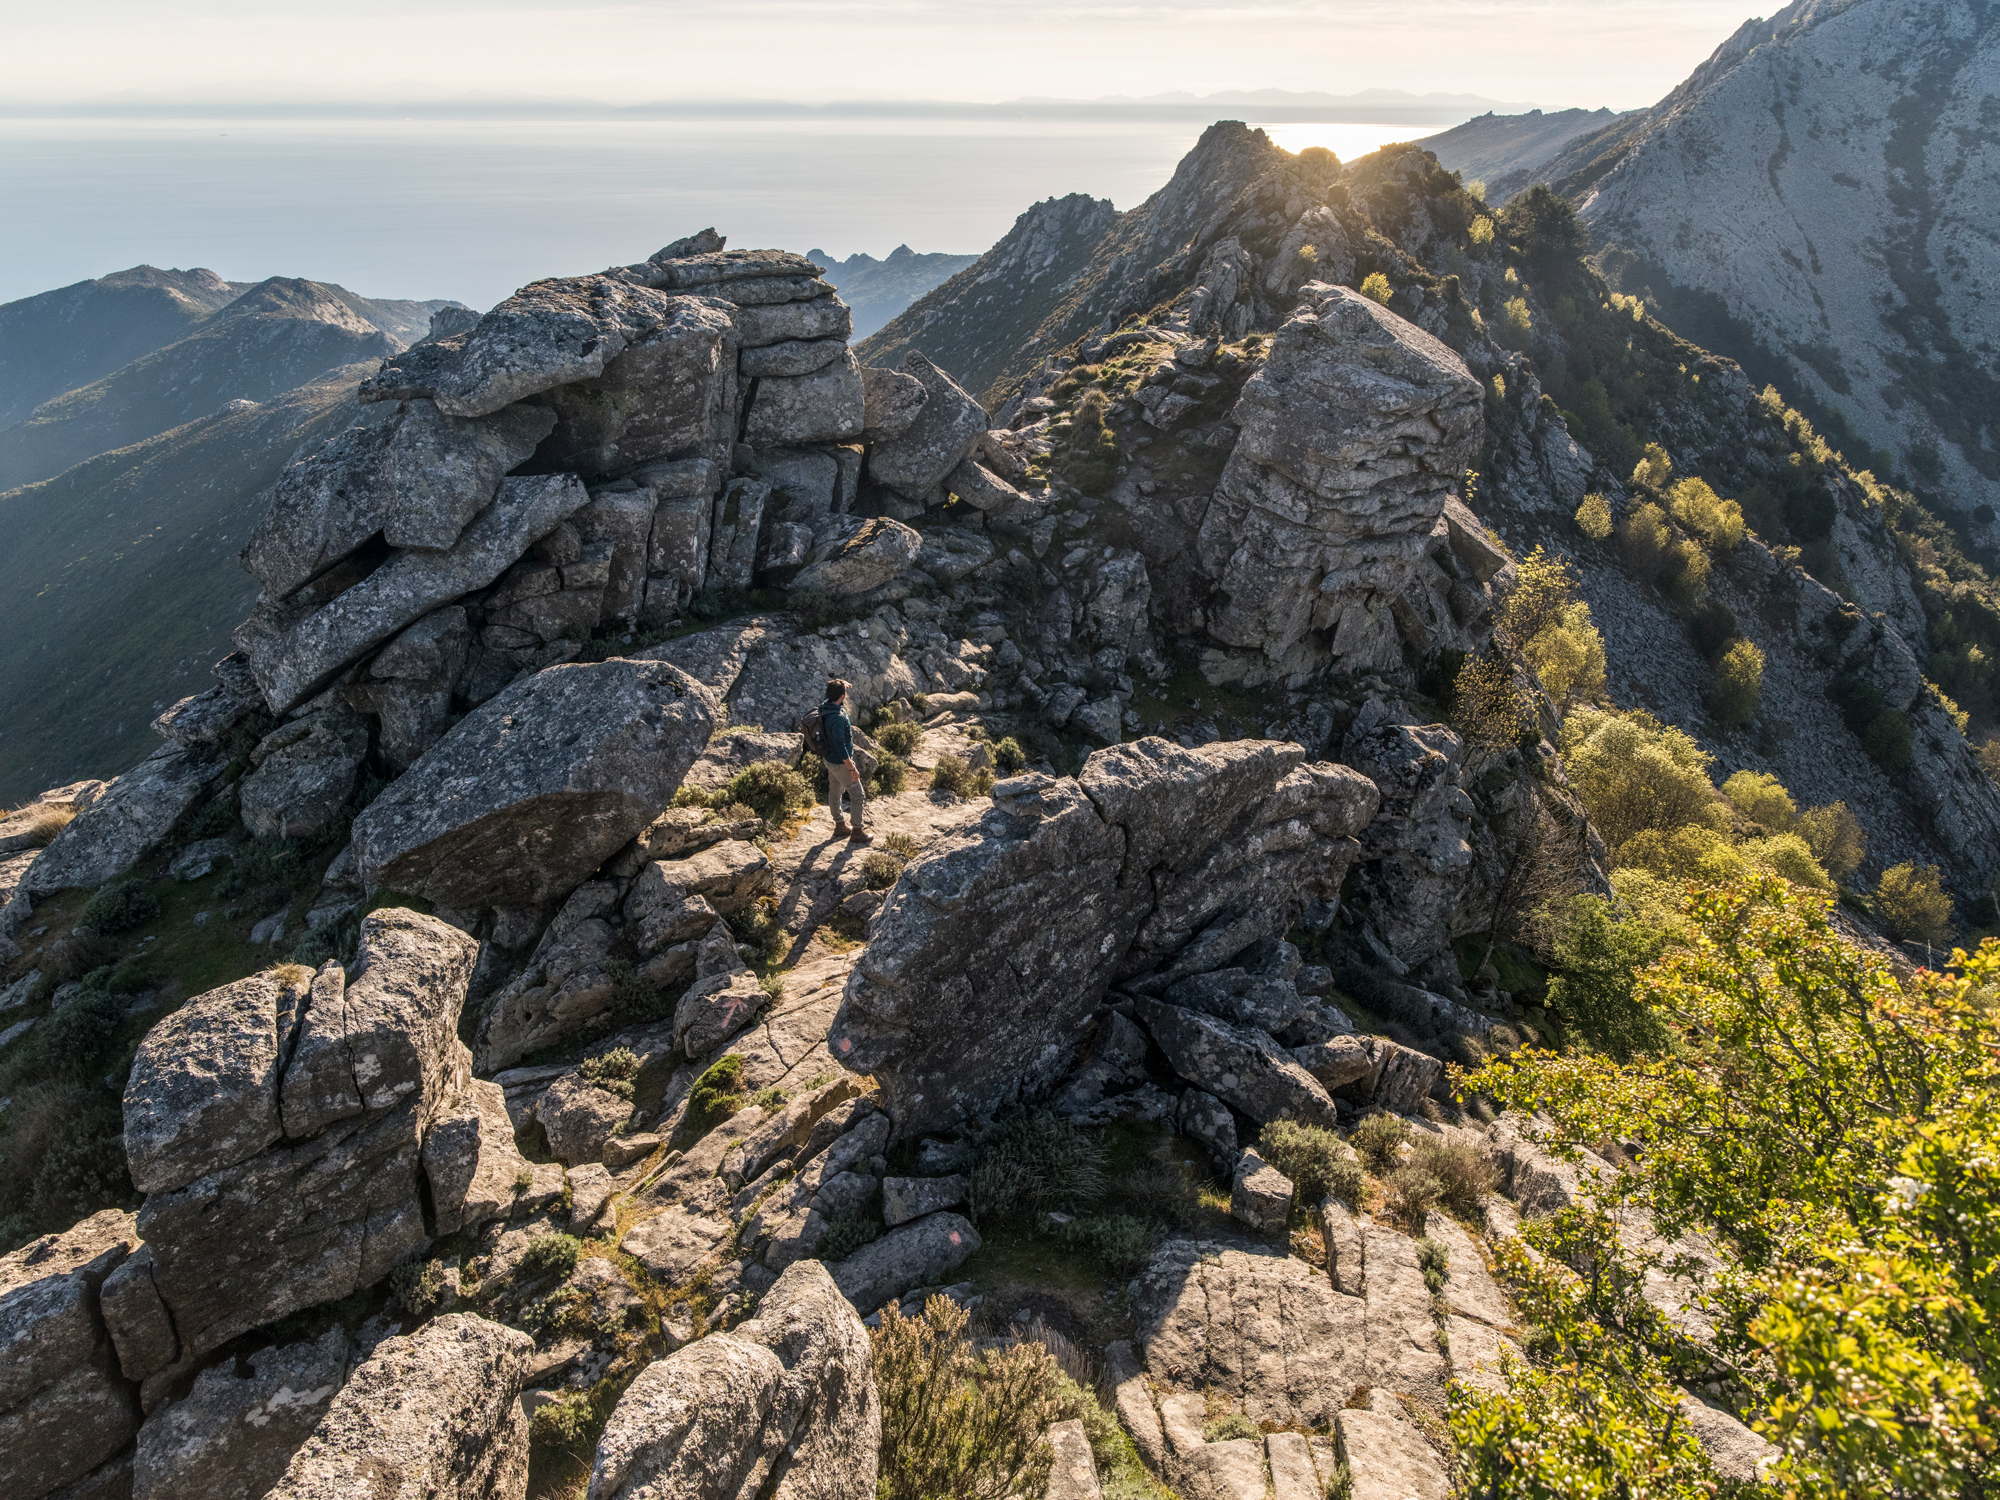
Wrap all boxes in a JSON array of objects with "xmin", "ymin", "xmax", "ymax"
[
  {"xmin": 1415, "ymin": 107, "xmax": 1630, "ymax": 187},
  {"xmin": 804, "ymin": 245, "xmax": 979, "ymax": 339}
]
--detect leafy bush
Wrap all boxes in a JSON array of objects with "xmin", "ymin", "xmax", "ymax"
[
  {"xmin": 684, "ymin": 1054, "xmax": 747, "ymax": 1134},
  {"xmin": 1662, "ymin": 537, "xmax": 1711, "ymax": 610},
  {"xmin": 1575, "ymin": 492, "xmax": 1613, "ymax": 540},
  {"xmin": 721, "ymin": 761, "xmax": 812, "ymax": 824},
  {"xmin": 1469, "ymin": 214, "xmax": 1495, "ymax": 245},
  {"xmin": 1450, "ymin": 651, "xmax": 1533, "ymax": 751},
  {"xmin": 1259, "ymin": 1120, "xmax": 1362, "ymax": 1207},
  {"xmin": 1560, "ymin": 707, "xmax": 1726, "ymax": 856},
  {"xmin": 870, "ymin": 756, "xmax": 911, "ymax": 796},
  {"xmin": 1353, "ymin": 1113, "xmax": 1409, "ymax": 1176},
  {"xmin": 390, "ymin": 1256, "xmax": 447, "ymax": 1316},
  {"xmin": 970, "ymin": 1109, "xmax": 1106, "ymax": 1223},
  {"xmin": 1385, "ymin": 1165, "xmax": 1442, "ymax": 1230},
  {"xmin": 1709, "ymin": 638, "xmax": 1764, "ymax": 728},
  {"xmin": 1499, "ymin": 185, "xmax": 1590, "ymax": 272},
  {"xmin": 992, "ymin": 737, "xmax": 1029, "ymax": 775},
  {"xmin": 1722, "ymin": 769, "xmax": 1796, "ymax": 830},
  {"xmin": 873, "ymin": 1295, "xmax": 1066, "ymax": 1500},
  {"xmin": 78, "ymin": 882, "xmax": 158, "ymax": 936},
  {"xmin": 881, "ymin": 832, "xmax": 922, "ymax": 859},
  {"xmin": 1053, "ymin": 1212, "xmax": 1160, "ymax": 1276},
  {"xmin": 1667, "ymin": 476, "xmax": 1745, "ymax": 551},
  {"xmin": 1743, "ymin": 833, "xmax": 1834, "ymax": 891},
  {"xmin": 876, "ymin": 721, "xmax": 923, "ymax": 756},
  {"xmin": 724, "ymin": 898, "xmax": 788, "ymax": 971},
  {"xmin": 1359, "ymin": 272, "xmax": 1393, "ymax": 305},
  {"xmin": 1540, "ymin": 894, "xmax": 1670, "ymax": 1059},
  {"xmin": 931, "ymin": 755, "xmax": 995, "ymax": 799},
  {"xmin": 19, "ymin": 983, "xmax": 126, "ymax": 1084},
  {"xmin": 1499, "ymin": 296, "xmax": 1533, "ymax": 347},
  {"xmin": 860, "ymin": 851, "xmax": 904, "ymax": 890},
  {"xmin": 1689, "ymin": 598, "xmax": 1739, "ymax": 661},
  {"xmin": 1521, "ymin": 603, "xmax": 1606, "ymax": 711},
  {"xmin": 1616, "ymin": 501, "xmax": 1671, "ymax": 580},
  {"xmin": 1630, "ymin": 442, "xmax": 1674, "ymax": 494},
  {"xmin": 1203, "ymin": 1413, "xmax": 1262, "ymax": 1442},
  {"xmin": 528, "ymin": 1389, "xmax": 600, "ymax": 1458},
  {"xmin": 1797, "ymin": 800, "xmax": 1867, "ymax": 880},
  {"xmin": 1877, "ymin": 863, "xmax": 1954, "ymax": 944},
  {"xmin": 578, "ymin": 1047, "xmax": 640, "ymax": 1100},
  {"xmin": 520, "ymin": 1233, "xmax": 582, "ymax": 1282}
]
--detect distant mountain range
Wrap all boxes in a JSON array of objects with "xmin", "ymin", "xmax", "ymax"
[
  {"xmin": 1414, "ymin": 108, "xmax": 1630, "ymax": 189},
  {"xmin": 805, "ymin": 247, "xmax": 980, "ymax": 340}
]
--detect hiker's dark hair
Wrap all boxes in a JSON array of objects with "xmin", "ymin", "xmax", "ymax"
[{"xmin": 826, "ymin": 679, "xmax": 849, "ymax": 701}]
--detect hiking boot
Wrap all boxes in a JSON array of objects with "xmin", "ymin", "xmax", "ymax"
[
  {"xmin": 848, "ymin": 827, "xmax": 873, "ymax": 845},
  {"xmin": 831, "ymin": 817, "xmax": 850, "ymax": 837}
]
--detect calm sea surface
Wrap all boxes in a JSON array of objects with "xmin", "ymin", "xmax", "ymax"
[{"xmin": 0, "ymin": 117, "xmax": 1430, "ymax": 310}]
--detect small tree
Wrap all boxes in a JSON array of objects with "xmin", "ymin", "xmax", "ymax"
[
  {"xmin": 1722, "ymin": 768, "xmax": 1797, "ymax": 830},
  {"xmin": 1616, "ymin": 501, "xmax": 1671, "ymax": 581},
  {"xmin": 1667, "ymin": 475, "xmax": 1746, "ymax": 551},
  {"xmin": 1630, "ymin": 442, "xmax": 1673, "ymax": 493},
  {"xmin": 1359, "ymin": 271, "xmax": 1394, "ymax": 305},
  {"xmin": 1500, "ymin": 296, "xmax": 1533, "ymax": 347},
  {"xmin": 1877, "ymin": 862, "xmax": 1954, "ymax": 945},
  {"xmin": 1797, "ymin": 800, "xmax": 1867, "ymax": 880},
  {"xmin": 1575, "ymin": 491, "xmax": 1613, "ymax": 540},
  {"xmin": 1710, "ymin": 638, "xmax": 1765, "ymax": 728},
  {"xmin": 1452, "ymin": 650, "xmax": 1534, "ymax": 751}
]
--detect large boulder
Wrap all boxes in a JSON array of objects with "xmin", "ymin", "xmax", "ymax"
[
  {"xmin": 742, "ymin": 353, "xmax": 866, "ymax": 447},
  {"xmin": 0, "ymin": 1210, "xmax": 142, "ymax": 1500},
  {"xmin": 362, "ymin": 273, "xmax": 712, "ymax": 419},
  {"xmin": 244, "ymin": 399, "xmax": 556, "ymax": 600},
  {"xmin": 1195, "ymin": 284, "xmax": 1482, "ymax": 679},
  {"xmin": 1134, "ymin": 998, "xmax": 1338, "ymax": 1128},
  {"xmin": 21, "ymin": 744, "xmax": 222, "ymax": 896},
  {"xmin": 237, "ymin": 472, "xmax": 591, "ymax": 713},
  {"xmin": 864, "ymin": 352, "xmax": 987, "ymax": 506},
  {"xmin": 831, "ymin": 740, "xmax": 1378, "ymax": 1134},
  {"xmin": 351, "ymin": 658, "xmax": 716, "ymax": 911},
  {"xmin": 133, "ymin": 1326, "xmax": 351, "ymax": 1500},
  {"xmin": 589, "ymin": 1259, "xmax": 879, "ymax": 1500},
  {"xmin": 138, "ymin": 914, "xmax": 480, "ymax": 1359},
  {"xmin": 792, "ymin": 517, "xmax": 921, "ymax": 599},
  {"xmin": 237, "ymin": 704, "xmax": 371, "ymax": 841},
  {"xmin": 266, "ymin": 1313, "xmax": 532, "ymax": 1500},
  {"xmin": 422, "ymin": 1078, "xmax": 544, "ymax": 1236},
  {"xmin": 526, "ymin": 297, "xmax": 739, "ymax": 481},
  {"xmin": 829, "ymin": 1213, "xmax": 981, "ymax": 1315}
]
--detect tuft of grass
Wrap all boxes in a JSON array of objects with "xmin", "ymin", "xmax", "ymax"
[
  {"xmin": 1405, "ymin": 1135, "xmax": 1497, "ymax": 1219},
  {"xmin": 1203, "ymin": 1412, "xmax": 1262, "ymax": 1443},
  {"xmin": 1259, "ymin": 1120, "xmax": 1363, "ymax": 1208},
  {"xmin": 1386, "ymin": 1166, "xmax": 1443, "ymax": 1232},
  {"xmin": 390, "ymin": 1255, "xmax": 447, "ymax": 1316},
  {"xmin": 860, "ymin": 850, "xmax": 905, "ymax": 890},
  {"xmin": 970, "ymin": 1109, "xmax": 1107, "ymax": 1224},
  {"xmin": 1353, "ymin": 1113, "xmax": 1409, "ymax": 1176},
  {"xmin": 683, "ymin": 1054, "xmax": 748, "ymax": 1136},
  {"xmin": 6, "ymin": 804, "xmax": 75, "ymax": 848},
  {"xmin": 819, "ymin": 1207, "xmax": 884, "ymax": 1261},
  {"xmin": 881, "ymin": 831, "xmax": 922, "ymax": 859}
]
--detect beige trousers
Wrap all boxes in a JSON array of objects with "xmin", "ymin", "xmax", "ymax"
[{"xmin": 827, "ymin": 759, "xmax": 866, "ymax": 826}]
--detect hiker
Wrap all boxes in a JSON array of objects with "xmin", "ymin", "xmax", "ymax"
[{"xmin": 805, "ymin": 678, "xmax": 871, "ymax": 845}]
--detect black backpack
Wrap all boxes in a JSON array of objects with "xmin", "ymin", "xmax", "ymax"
[{"xmin": 798, "ymin": 706, "xmax": 829, "ymax": 764}]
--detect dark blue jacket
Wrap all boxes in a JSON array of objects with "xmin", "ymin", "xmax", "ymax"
[{"xmin": 820, "ymin": 700, "xmax": 854, "ymax": 763}]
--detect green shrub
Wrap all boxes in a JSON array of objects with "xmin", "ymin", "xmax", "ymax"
[
  {"xmin": 1575, "ymin": 492, "xmax": 1613, "ymax": 540},
  {"xmin": 1386, "ymin": 1165, "xmax": 1442, "ymax": 1230},
  {"xmin": 721, "ymin": 761, "xmax": 812, "ymax": 824},
  {"xmin": 1360, "ymin": 272, "xmax": 1393, "ymax": 305},
  {"xmin": 788, "ymin": 586, "xmax": 852, "ymax": 633},
  {"xmin": 992, "ymin": 737, "xmax": 1029, "ymax": 775},
  {"xmin": 873, "ymin": 1296, "xmax": 1065, "ymax": 1500},
  {"xmin": 1054, "ymin": 1212, "xmax": 1161, "ymax": 1276},
  {"xmin": 24, "ymin": 1106, "xmax": 131, "ymax": 1228},
  {"xmin": 870, "ymin": 756, "xmax": 910, "ymax": 796},
  {"xmin": 1541, "ymin": 894, "xmax": 1669, "ymax": 1060},
  {"xmin": 685, "ymin": 1054, "xmax": 748, "ymax": 1133},
  {"xmin": 970, "ymin": 1110, "xmax": 1106, "ymax": 1223},
  {"xmin": 520, "ymin": 1232, "xmax": 582, "ymax": 1282},
  {"xmin": 1111, "ymin": 1160, "xmax": 1201, "ymax": 1227},
  {"xmin": 820, "ymin": 1207, "xmax": 885, "ymax": 1261},
  {"xmin": 1878, "ymin": 863, "xmax": 1954, "ymax": 944},
  {"xmin": 1353, "ymin": 1114, "xmax": 1409, "ymax": 1176},
  {"xmin": 931, "ymin": 755, "xmax": 995, "ymax": 799},
  {"xmin": 860, "ymin": 851, "xmax": 904, "ymax": 890},
  {"xmin": 1662, "ymin": 537, "xmax": 1711, "ymax": 610},
  {"xmin": 579, "ymin": 1048, "xmax": 641, "ymax": 1100},
  {"xmin": 1203, "ymin": 1413, "xmax": 1262, "ymax": 1442},
  {"xmin": 528, "ymin": 1389, "xmax": 599, "ymax": 1457},
  {"xmin": 724, "ymin": 899, "xmax": 788, "ymax": 971},
  {"xmin": 881, "ymin": 832, "xmax": 922, "ymax": 859},
  {"xmin": 1710, "ymin": 638, "xmax": 1764, "ymax": 729},
  {"xmin": 1617, "ymin": 501, "xmax": 1672, "ymax": 581},
  {"xmin": 1559, "ymin": 706, "xmax": 1726, "ymax": 855},
  {"xmin": 1798, "ymin": 801, "xmax": 1867, "ymax": 880},
  {"xmin": 1406, "ymin": 1137, "xmax": 1497, "ymax": 1218},
  {"xmin": 78, "ymin": 883, "xmax": 158, "ymax": 935},
  {"xmin": 1259, "ymin": 1120, "xmax": 1362, "ymax": 1207},
  {"xmin": 1056, "ymin": 389, "xmax": 1122, "ymax": 494},
  {"xmin": 1415, "ymin": 1236, "xmax": 1448, "ymax": 1292},
  {"xmin": 20, "ymin": 984, "xmax": 126, "ymax": 1084},
  {"xmin": 390, "ymin": 1256, "xmax": 447, "ymax": 1316},
  {"xmin": 875, "ymin": 721, "xmax": 922, "ymax": 756}
]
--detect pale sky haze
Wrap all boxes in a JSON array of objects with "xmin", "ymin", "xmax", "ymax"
[{"xmin": 2, "ymin": 0, "xmax": 1770, "ymax": 114}]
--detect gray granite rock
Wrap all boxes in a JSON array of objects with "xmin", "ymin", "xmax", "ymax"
[
  {"xmin": 123, "ymin": 967, "xmax": 311, "ymax": 1195},
  {"xmin": 1229, "ymin": 1150, "xmax": 1293, "ymax": 1233},
  {"xmin": 238, "ymin": 705, "xmax": 370, "ymax": 841},
  {"xmin": 858, "ymin": 365, "xmax": 927, "ymax": 441},
  {"xmin": 537, "ymin": 1073, "xmax": 631, "ymax": 1166},
  {"xmin": 624, "ymin": 841, "xmax": 774, "ymax": 954},
  {"xmin": 99, "ymin": 1247, "xmax": 178, "ymax": 1383},
  {"xmin": 1136, "ymin": 998, "xmax": 1338, "ymax": 1129},
  {"xmin": 881, "ymin": 1174, "xmax": 968, "ymax": 1227},
  {"xmin": 792, "ymin": 517, "xmax": 920, "ymax": 598},
  {"xmin": 832, "ymin": 740, "xmax": 1377, "ymax": 1134},
  {"xmin": 740, "ymin": 337, "xmax": 848, "ymax": 379},
  {"xmin": 133, "ymin": 1326, "xmax": 351, "ymax": 1500},
  {"xmin": 623, "ymin": 1209, "xmax": 731, "ymax": 1285},
  {"xmin": 151, "ymin": 683, "xmax": 258, "ymax": 748},
  {"xmin": 945, "ymin": 457, "xmax": 1026, "ymax": 515},
  {"xmin": 733, "ymin": 296, "xmax": 853, "ymax": 348},
  {"xmin": 351, "ymin": 658, "xmax": 715, "ymax": 910},
  {"xmin": 829, "ymin": 1212, "xmax": 980, "ymax": 1314},
  {"xmin": 742, "ymin": 353, "xmax": 866, "ymax": 447},
  {"xmin": 244, "ymin": 399, "xmax": 556, "ymax": 600},
  {"xmin": 347, "ymin": 606, "xmax": 471, "ymax": 770},
  {"xmin": 237, "ymin": 472, "xmax": 590, "ymax": 713},
  {"xmin": 1337, "ymin": 1406, "xmax": 1450, "ymax": 1500},
  {"xmin": 266, "ymin": 1313, "xmax": 531, "ymax": 1500},
  {"xmin": 591, "ymin": 1259, "xmax": 879, "ymax": 1500},
  {"xmin": 22, "ymin": 745, "xmax": 222, "ymax": 895},
  {"xmin": 423, "ymin": 1078, "xmax": 542, "ymax": 1235},
  {"xmin": 866, "ymin": 352, "xmax": 987, "ymax": 506},
  {"xmin": 706, "ymin": 476, "xmax": 768, "ymax": 592}
]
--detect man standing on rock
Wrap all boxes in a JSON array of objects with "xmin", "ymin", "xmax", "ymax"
[{"xmin": 818, "ymin": 679, "xmax": 871, "ymax": 845}]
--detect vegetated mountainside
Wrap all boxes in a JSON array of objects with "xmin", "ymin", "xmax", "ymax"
[
  {"xmin": 0, "ymin": 366, "xmax": 367, "ymax": 804},
  {"xmin": 806, "ymin": 245, "xmax": 979, "ymax": 338},
  {"xmin": 0, "ymin": 276, "xmax": 456, "ymax": 490},
  {"xmin": 1496, "ymin": 0, "xmax": 2000, "ymax": 532},
  {"xmin": 1415, "ymin": 107, "xmax": 1630, "ymax": 188},
  {"xmin": 873, "ymin": 121, "xmax": 2000, "ymax": 896},
  {"xmin": 0, "ymin": 264, "xmax": 242, "ymax": 427}
]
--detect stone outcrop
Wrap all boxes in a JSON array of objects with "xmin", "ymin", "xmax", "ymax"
[
  {"xmin": 1195, "ymin": 284, "xmax": 1482, "ymax": 681},
  {"xmin": 590, "ymin": 1259, "xmax": 879, "ymax": 1500},
  {"xmin": 238, "ymin": 702, "xmax": 371, "ymax": 841},
  {"xmin": 266, "ymin": 1313, "xmax": 532, "ymax": 1500},
  {"xmin": 833, "ymin": 739, "xmax": 1377, "ymax": 1134},
  {"xmin": 130, "ymin": 913, "xmax": 524, "ymax": 1363},
  {"xmin": 0, "ymin": 1210, "xmax": 142, "ymax": 1500},
  {"xmin": 829, "ymin": 1212, "xmax": 982, "ymax": 1315},
  {"xmin": 865, "ymin": 353, "xmax": 988, "ymax": 506},
  {"xmin": 351, "ymin": 658, "xmax": 716, "ymax": 910},
  {"xmin": 21, "ymin": 744, "xmax": 222, "ymax": 896}
]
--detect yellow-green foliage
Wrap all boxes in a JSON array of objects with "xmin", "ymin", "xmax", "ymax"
[
  {"xmin": 1630, "ymin": 442, "xmax": 1673, "ymax": 493},
  {"xmin": 1744, "ymin": 833, "xmax": 1835, "ymax": 891},
  {"xmin": 1469, "ymin": 214, "xmax": 1495, "ymax": 244},
  {"xmin": 1663, "ymin": 536, "xmax": 1712, "ymax": 609},
  {"xmin": 1575, "ymin": 491, "xmax": 1613, "ymax": 540},
  {"xmin": 1498, "ymin": 547, "xmax": 1606, "ymax": 711},
  {"xmin": 1500, "ymin": 296, "xmax": 1533, "ymax": 346},
  {"xmin": 1617, "ymin": 501, "xmax": 1672, "ymax": 580},
  {"xmin": 1359, "ymin": 272, "xmax": 1394, "ymax": 305},
  {"xmin": 1877, "ymin": 862, "xmax": 1954, "ymax": 944},
  {"xmin": 1710, "ymin": 638, "xmax": 1765, "ymax": 728},
  {"xmin": 1797, "ymin": 801, "xmax": 1867, "ymax": 881},
  {"xmin": 1667, "ymin": 476, "xmax": 1746, "ymax": 551},
  {"xmin": 1560, "ymin": 707, "xmax": 1725, "ymax": 855},
  {"xmin": 1452, "ymin": 651, "xmax": 1534, "ymax": 750},
  {"xmin": 1723, "ymin": 770, "xmax": 1797, "ymax": 830}
]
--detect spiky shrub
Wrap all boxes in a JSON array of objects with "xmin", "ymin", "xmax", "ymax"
[
  {"xmin": 860, "ymin": 851, "xmax": 905, "ymax": 890},
  {"xmin": 931, "ymin": 755, "xmax": 995, "ymax": 800},
  {"xmin": 520, "ymin": 1232, "xmax": 582, "ymax": 1282},
  {"xmin": 684, "ymin": 1054, "xmax": 747, "ymax": 1134},
  {"xmin": 390, "ymin": 1256, "xmax": 447, "ymax": 1316},
  {"xmin": 722, "ymin": 761, "xmax": 812, "ymax": 824},
  {"xmin": 873, "ymin": 1295, "xmax": 1066, "ymax": 1500},
  {"xmin": 78, "ymin": 882, "xmax": 158, "ymax": 936},
  {"xmin": 881, "ymin": 832, "xmax": 922, "ymax": 859},
  {"xmin": 1386, "ymin": 1165, "xmax": 1442, "ymax": 1231},
  {"xmin": 1406, "ymin": 1137, "xmax": 1496, "ymax": 1219},
  {"xmin": 870, "ymin": 756, "xmax": 911, "ymax": 796},
  {"xmin": 819, "ymin": 1206, "xmax": 883, "ymax": 1261},
  {"xmin": 1353, "ymin": 1113, "xmax": 1409, "ymax": 1176},
  {"xmin": 969, "ymin": 1109, "xmax": 1106, "ymax": 1224},
  {"xmin": 1359, "ymin": 272, "xmax": 1393, "ymax": 305},
  {"xmin": 875, "ymin": 721, "xmax": 923, "ymax": 756},
  {"xmin": 992, "ymin": 737, "xmax": 1029, "ymax": 775},
  {"xmin": 1260, "ymin": 1120, "xmax": 1363, "ymax": 1208},
  {"xmin": 579, "ymin": 1048, "xmax": 641, "ymax": 1100}
]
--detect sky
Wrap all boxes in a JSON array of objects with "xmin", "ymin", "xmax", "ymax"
[{"xmin": 1, "ymin": 0, "xmax": 1772, "ymax": 114}]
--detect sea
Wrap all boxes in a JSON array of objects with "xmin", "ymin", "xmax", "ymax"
[{"xmin": 0, "ymin": 116, "xmax": 1439, "ymax": 312}]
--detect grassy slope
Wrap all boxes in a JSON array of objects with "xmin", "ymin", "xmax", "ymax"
[{"xmin": 0, "ymin": 364, "xmax": 367, "ymax": 804}]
